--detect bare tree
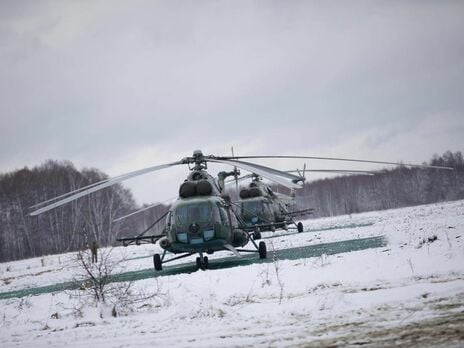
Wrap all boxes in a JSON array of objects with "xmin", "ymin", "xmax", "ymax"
[{"xmin": 72, "ymin": 247, "xmax": 164, "ymax": 317}]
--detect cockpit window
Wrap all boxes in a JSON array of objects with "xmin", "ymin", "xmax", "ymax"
[
  {"xmin": 242, "ymin": 201, "xmax": 263, "ymax": 216},
  {"xmin": 174, "ymin": 203, "xmax": 212, "ymax": 225}
]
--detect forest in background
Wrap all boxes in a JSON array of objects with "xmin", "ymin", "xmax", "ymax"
[
  {"xmin": 294, "ymin": 151, "xmax": 464, "ymax": 217},
  {"xmin": 1, "ymin": 151, "xmax": 463, "ymax": 262},
  {"xmin": 0, "ymin": 161, "xmax": 163, "ymax": 262}
]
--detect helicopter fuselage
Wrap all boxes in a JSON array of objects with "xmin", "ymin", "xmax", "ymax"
[{"xmin": 159, "ymin": 181, "xmax": 248, "ymax": 255}]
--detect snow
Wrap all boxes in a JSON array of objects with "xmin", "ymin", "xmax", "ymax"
[{"xmin": 1, "ymin": 200, "xmax": 464, "ymax": 347}]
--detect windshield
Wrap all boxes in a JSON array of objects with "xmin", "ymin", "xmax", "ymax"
[
  {"xmin": 242, "ymin": 201, "xmax": 264, "ymax": 217},
  {"xmin": 174, "ymin": 202, "xmax": 213, "ymax": 226}
]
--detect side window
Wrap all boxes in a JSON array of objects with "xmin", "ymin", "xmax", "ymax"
[
  {"xmin": 218, "ymin": 205, "xmax": 229, "ymax": 225},
  {"xmin": 229, "ymin": 209, "xmax": 238, "ymax": 227}
]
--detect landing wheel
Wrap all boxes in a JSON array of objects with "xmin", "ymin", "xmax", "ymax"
[
  {"xmin": 196, "ymin": 256, "xmax": 209, "ymax": 270},
  {"xmin": 297, "ymin": 222, "xmax": 303, "ymax": 233},
  {"xmin": 258, "ymin": 241, "xmax": 267, "ymax": 259},
  {"xmin": 153, "ymin": 253, "xmax": 162, "ymax": 271},
  {"xmin": 253, "ymin": 231, "xmax": 262, "ymax": 240}
]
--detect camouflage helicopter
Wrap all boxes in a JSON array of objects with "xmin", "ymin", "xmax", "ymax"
[
  {"xmin": 29, "ymin": 150, "xmax": 452, "ymax": 271},
  {"xmin": 229, "ymin": 166, "xmax": 377, "ymax": 238},
  {"xmin": 230, "ymin": 173, "xmax": 307, "ymax": 237}
]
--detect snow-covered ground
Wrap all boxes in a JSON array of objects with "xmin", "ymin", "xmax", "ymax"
[{"xmin": 1, "ymin": 200, "xmax": 463, "ymax": 347}]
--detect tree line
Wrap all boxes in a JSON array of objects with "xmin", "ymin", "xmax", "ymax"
[
  {"xmin": 0, "ymin": 160, "xmax": 142, "ymax": 262},
  {"xmin": 293, "ymin": 151, "xmax": 464, "ymax": 217}
]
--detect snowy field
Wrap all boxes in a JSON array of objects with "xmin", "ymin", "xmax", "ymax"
[{"xmin": 1, "ymin": 200, "xmax": 464, "ymax": 347}]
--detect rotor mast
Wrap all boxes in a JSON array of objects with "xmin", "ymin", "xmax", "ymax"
[{"xmin": 182, "ymin": 150, "xmax": 208, "ymax": 171}]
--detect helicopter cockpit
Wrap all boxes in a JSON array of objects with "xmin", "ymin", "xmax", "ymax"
[
  {"xmin": 167, "ymin": 198, "xmax": 237, "ymax": 245},
  {"xmin": 174, "ymin": 202, "xmax": 212, "ymax": 227}
]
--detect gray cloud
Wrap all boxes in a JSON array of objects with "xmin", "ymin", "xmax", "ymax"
[{"xmin": 1, "ymin": 1, "xmax": 463, "ymax": 203}]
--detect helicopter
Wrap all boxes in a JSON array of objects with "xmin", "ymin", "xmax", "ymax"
[
  {"xmin": 229, "ymin": 166, "xmax": 378, "ymax": 238},
  {"xmin": 230, "ymin": 173, "xmax": 308, "ymax": 237},
  {"xmin": 29, "ymin": 150, "xmax": 453, "ymax": 271}
]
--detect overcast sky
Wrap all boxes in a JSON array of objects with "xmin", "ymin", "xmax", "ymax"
[{"xmin": 1, "ymin": 0, "xmax": 463, "ymax": 205}]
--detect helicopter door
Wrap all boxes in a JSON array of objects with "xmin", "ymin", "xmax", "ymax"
[
  {"xmin": 228, "ymin": 208, "xmax": 239, "ymax": 228},
  {"xmin": 264, "ymin": 202, "xmax": 275, "ymax": 221},
  {"xmin": 218, "ymin": 206, "xmax": 230, "ymax": 226}
]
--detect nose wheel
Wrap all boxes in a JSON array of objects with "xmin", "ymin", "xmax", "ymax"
[{"xmin": 196, "ymin": 255, "xmax": 209, "ymax": 270}]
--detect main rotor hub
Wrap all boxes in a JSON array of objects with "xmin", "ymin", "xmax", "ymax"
[
  {"xmin": 192, "ymin": 150, "xmax": 207, "ymax": 171},
  {"xmin": 193, "ymin": 150, "xmax": 203, "ymax": 158}
]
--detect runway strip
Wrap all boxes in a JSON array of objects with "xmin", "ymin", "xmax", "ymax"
[{"xmin": 0, "ymin": 235, "xmax": 386, "ymax": 300}]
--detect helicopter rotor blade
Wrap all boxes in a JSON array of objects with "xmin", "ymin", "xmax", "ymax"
[
  {"xmin": 30, "ymin": 179, "xmax": 110, "ymax": 209},
  {"xmin": 223, "ymin": 155, "xmax": 454, "ymax": 170},
  {"xmin": 113, "ymin": 196, "xmax": 177, "ymax": 222},
  {"xmin": 208, "ymin": 158, "xmax": 301, "ymax": 189},
  {"xmin": 29, "ymin": 161, "xmax": 184, "ymax": 216},
  {"xmin": 225, "ymin": 174, "xmax": 254, "ymax": 186},
  {"xmin": 286, "ymin": 169, "xmax": 378, "ymax": 175},
  {"xmin": 219, "ymin": 158, "xmax": 302, "ymax": 181}
]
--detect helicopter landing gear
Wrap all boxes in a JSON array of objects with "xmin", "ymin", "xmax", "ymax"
[
  {"xmin": 196, "ymin": 255, "xmax": 209, "ymax": 270},
  {"xmin": 258, "ymin": 241, "xmax": 267, "ymax": 259},
  {"xmin": 153, "ymin": 253, "xmax": 162, "ymax": 271},
  {"xmin": 297, "ymin": 222, "xmax": 303, "ymax": 233},
  {"xmin": 252, "ymin": 226, "xmax": 262, "ymax": 240}
]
